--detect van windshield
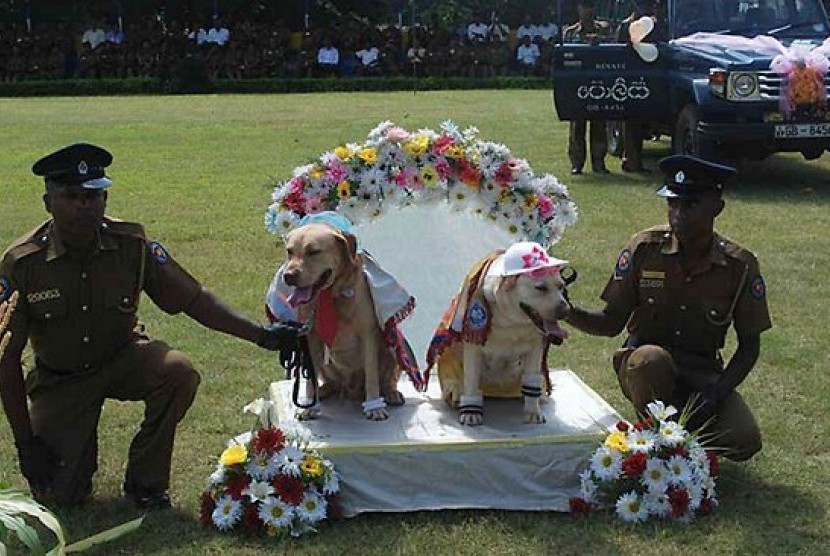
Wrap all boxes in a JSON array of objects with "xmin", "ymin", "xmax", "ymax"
[{"xmin": 674, "ymin": 0, "xmax": 829, "ymax": 38}]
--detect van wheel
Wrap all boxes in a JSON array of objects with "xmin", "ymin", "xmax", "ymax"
[
  {"xmin": 606, "ymin": 121, "xmax": 624, "ymax": 157},
  {"xmin": 673, "ymin": 104, "xmax": 701, "ymax": 156}
]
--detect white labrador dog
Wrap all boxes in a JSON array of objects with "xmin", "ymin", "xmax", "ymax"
[{"xmin": 435, "ymin": 242, "xmax": 570, "ymax": 426}]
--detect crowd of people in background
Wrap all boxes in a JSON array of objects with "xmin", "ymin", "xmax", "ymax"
[{"xmin": 0, "ymin": 11, "xmax": 563, "ymax": 82}]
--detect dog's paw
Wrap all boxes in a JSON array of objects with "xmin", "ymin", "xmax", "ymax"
[
  {"xmin": 458, "ymin": 412, "xmax": 484, "ymax": 426},
  {"xmin": 523, "ymin": 409, "xmax": 546, "ymax": 424},
  {"xmin": 384, "ymin": 390, "xmax": 405, "ymax": 406},
  {"xmin": 296, "ymin": 407, "xmax": 321, "ymax": 421},
  {"xmin": 364, "ymin": 408, "xmax": 390, "ymax": 420}
]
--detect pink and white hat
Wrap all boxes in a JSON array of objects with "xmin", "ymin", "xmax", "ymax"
[{"xmin": 487, "ymin": 241, "xmax": 568, "ymax": 277}]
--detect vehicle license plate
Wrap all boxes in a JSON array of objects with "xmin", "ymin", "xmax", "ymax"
[{"xmin": 774, "ymin": 123, "xmax": 830, "ymax": 138}]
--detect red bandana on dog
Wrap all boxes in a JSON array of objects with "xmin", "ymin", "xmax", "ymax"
[{"xmin": 314, "ymin": 288, "xmax": 339, "ymax": 347}]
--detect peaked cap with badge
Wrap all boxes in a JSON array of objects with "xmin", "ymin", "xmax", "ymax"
[
  {"xmin": 656, "ymin": 155, "xmax": 737, "ymax": 198},
  {"xmin": 32, "ymin": 143, "xmax": 113, "ymax": 190}
]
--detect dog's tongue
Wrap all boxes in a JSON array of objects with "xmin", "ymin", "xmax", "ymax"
[
  {"xmin": 544, "ymin": 320, "xmax": 570, "ymax": 341},
  {"xmin": 288, "ymin": 286, "xmax": 313, "ymax": 307}
]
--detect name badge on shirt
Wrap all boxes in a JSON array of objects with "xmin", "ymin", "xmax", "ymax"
[{"xmin": 639, "ymin": 269, "xmax": 665, "ymax": 289}]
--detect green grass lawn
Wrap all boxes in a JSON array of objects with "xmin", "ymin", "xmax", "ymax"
[{"xmin": 1, "ymin": 91, "xmax": 829, "ymax": 555}]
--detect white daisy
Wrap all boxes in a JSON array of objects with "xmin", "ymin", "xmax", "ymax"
[
  {"xmin": 265, "ymin": 207, "xmax": 299, "ymax": 235},
  {"xmin": 243, "ymin": 479, "xmax": 275, "ymax": 503},
  {"xmin": 687, "ymin": 480, "xmax": 704, "ymax": 511},
  {"xmin": 643, "ymin": 490, "xmax": 672, "ymax": 518},
  {"xmin": 552, "ymin": 199, "xmax": 579, "ymax": 228},
  {"xmin": 439, "ymin": 120, "xmax": 461, "ymax": 140},
  {"xmin": 358, "ymin": 167, "xmax": 386, "ymax": 195},
  {"xmin": 642, "ymin": 458, "xmax": 670, "ymax": 492},
  {"xmin": 462, "ymin": 125, "xmax": 479, "ymax": 142},
  {"xmin": 258, "ymin": 495, "xmax": 295, "ymax": 529},
  {"xmin": 627, "ymin": 429, "xmax": 657, "ymax": 453},
  {"xmin": 271, "ymin": 183, "xmax": 292, "ymax": 203},
  {"xmin": 211, "ymin": 495, "xmax": 243, "ymax": 531},
  {"xmin": 615, "ymin": 491, "xmax": 649, "ymax": 523},
  {"xmin": 646, "ymin": 400, "xmax": 678, "ymax": 421},
  {"xmin": 658, "ymin": 420, "xmax": 688, "ymax": 446},
  {"xmin": 292, "ymin": 163, "xmax": 315, "ymax": 178},
  {"xmin": 296, "ymin": 491, "xmax": 328, "ymax": 523},
  {"xmin": 277, "ymin": 445, "xmax": 306, "ymax": 477},
  {"xmin": 322, "ymin": 470, "xmax": 340, "ymax": 495},
  {"xmin": 209, "ymin": 464, "xmax": 225, "ymax": 486},
  {"xmin": 666, "ymin": 455, "xmax": 694, "ymax": 486},
  {"xmin": 367, "ymin": 120, "xmax": 395, "ymax": 144},
  {"xmin": 579, "ymin": 469, "xmax": 598, "ymax": 503},
  {"xmin": 589, "ymin": 446, "xmax": 623, "ymax": 481},
  {"xmin": 246, "ymin": 452, "xmax": 280, "ymax": 481},
  {"xmin": 227, "ymin": 431, "xmax": 252, "ymax": 448}
]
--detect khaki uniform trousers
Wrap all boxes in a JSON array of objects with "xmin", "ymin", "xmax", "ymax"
[
  {"xmin": 26, "ymin": 337, "xmax": 200, "ymax": 505},
  {"xmin": 613, "ymin": 344, "xmax": 761, "ymax": 462}
]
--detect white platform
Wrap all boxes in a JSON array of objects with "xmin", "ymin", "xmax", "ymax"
[{"xmin": 269, "ymin": 369, "xmax": 621, "ymax": 517}]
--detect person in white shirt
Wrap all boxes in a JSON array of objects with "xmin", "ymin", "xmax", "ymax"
[
  {"xmin": 516, "ymin": 15, "xmax": 537, "ymax": 40},
  {"xmin": 515, "ymin": 35, "xmax": 540, "ymax": 74},
  {"xmin": 81, "ymin": 21, "xmax": 107, "ymax": 50},
  {"xmin": 487, "ymin": 14, "xmax": 510, "ymax": 43},
  {"xmin": 356, "ymin": 40, "xmax": 380, "ymax": 74},
  {"xmin": 467, "ymin": 15, "xmax": 489, "ymax": 43},
  {"xmin": 536, "ymin": 21, "xmax": 559, "ymax": 42},
  {"xmin": 316, "ymin": 37, "xmax": 339, "ymax": 76},
  {"xmin": 187, "ymin": 21, "xmax": 208, "ymax": 45},
  {"xmin": 206, "ymin": 17, "xmax": 230, "ymax": 46}
]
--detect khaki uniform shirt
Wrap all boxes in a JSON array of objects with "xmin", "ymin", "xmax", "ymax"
[
  {"xmin": 601, "ymin": 225, "xmax": 771, "ymax": 365},
  {"xmin": 0, "ymin": 217, "xmax": 201, "ymax": 372}
]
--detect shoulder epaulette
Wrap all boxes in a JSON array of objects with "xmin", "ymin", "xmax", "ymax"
[
  {"xmin": 630, "ymin": 225, "xmax": 672, "ymax": 245},
  {"xmin": 2, "ymin": 221, "xmax": 51, "ymax": 265},
  {"xmin": 716, "ymin": 234, "xmax": 758, "ymax": 265},
  {"xmin": 103, "ymin": 218, "xmax": 147, "ymax": 241}
]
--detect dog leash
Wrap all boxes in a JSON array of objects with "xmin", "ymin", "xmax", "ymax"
[{"xmin": 287, "ymin": 333, "xmax": 319, "ymax": 409}]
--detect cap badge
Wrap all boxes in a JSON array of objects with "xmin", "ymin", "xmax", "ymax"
[
  {"xmin": 675, "ymin": 170, "xmax": 685, "ymax": 184},
  {"xmin": 78, "ymin": 160, "xmax": 88, "ymax": 175}
]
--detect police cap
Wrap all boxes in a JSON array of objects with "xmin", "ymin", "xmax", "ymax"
[
  {"xmin": 655, "ymin": 155, "xmax": 736, "ymax": 198},
  {"xmin": 32, "ymin": 143, "xmax": 113, "ymax": 189}
]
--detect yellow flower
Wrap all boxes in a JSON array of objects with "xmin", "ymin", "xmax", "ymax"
[
  {"xmin": 301, "ymin": 457, "xmax": 325, "ymax": 478},
  {"xmin": 420, "ymin": 165, "xmax": 439, "ymax": 187},
  {"xmin": 445, "ymin": 146, "xmax": 465, "ymax": 159},
  {"xmin": 337, "ymin": 181, "xmax": 351, "ymax": 200},
  {"xmin": 358, "ymin": 147, "xmax": 377, "ymax": 165},
  {"xmin": 403, "ymin": 136, "xmax": 429, "ymax": 156},
  {"xmin": 310, "ymin": 166, "xmax": 325, "ymax": 180},
  {"xmin": 604, "ymin": 431, "xmax": 629, "ymax": 453},
  {"xmin": 219, "ymin": 444, "xmax": 247, "ymax": 466},
  {"xmin": 523, "ymin": 194, "xmax": 539, "ymax": 213},
  {"xmin": 334, "ymin": 146, "xmax": 352, "ymax": 162}
]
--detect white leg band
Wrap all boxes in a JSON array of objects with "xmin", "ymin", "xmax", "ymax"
[{"xmin": 362, "ymin": 397, "xmax": 387, "ymax": 412}]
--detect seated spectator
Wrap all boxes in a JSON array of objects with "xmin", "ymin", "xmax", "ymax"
[
  {"xmin": 516, "ymin": 15, "xmax": 537, "ymax": 41},
  {"xmin": 355, "ymin": 39, "xmax": 380, "ymax": 75},
  {"xmin": 467, "ymin": 14, "xmax": 489, "ymax": 43},
  {"xmin": 515, "ymin": 34, "xmax": 540, "ymax": 75},
  {"xmin": 316, "ymin": 37, "xmax": 339, "ymax": 76},
  {"xmin": 106, "ymin": 24, "xmax": 126, "ymax": 45},
  {"xmin": 186, "ymin": 21, "xmax": 208, "ymax": 45},
  {"xmin": 488, "ymin": 13, "xmax": 510, "ymax": 42},
  {"xmin": 536, "ymin": 19, "xmax": 559, "ymax": 43},
  {"xmin": 81, "ymin": 20, "xmax": 107, "ymax": 51},
  {"xmin": 206, "ymin": 17, "xmax": 230, "ymax": 46}
]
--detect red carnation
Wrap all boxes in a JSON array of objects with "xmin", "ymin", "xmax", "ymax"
[
  {"xmin": 493, "ymin": 162, "xmax": 513, "ymax": 187},
  {"xmin": 622, "ymin": 452, "xmax": 648, "ymax": 478},
  {"xmin": 616, "ymin": 420, "xmax": 630, "ymax": 432},
  {"xmin": 633, "ymin": 417, "xmax": 653, "ymax": 431},
  {"xmin": 241, "ymin": 502, "xmax": 263, "ymax": 533},
  {"xmin": 698, "ymin": 497, "xmax": 716, "ymax": 516},
  {"xmin": 225, "ymin": 474, "xmax": 250, "ymax": 500},
  {"xmin": 569, "ymin": 497, "xmax": 591, "ymax": 516},
  {"xmin": 706, "ymin": 450, "xmax": 720, "ymax": 477},
  {"xmin": 668, "ymin": 486, "xmax": 690, "ymax": 518},
  {"xmin": 199, "ymin": 491, "xmax": 216, "ymax": 527},
  {"xmin": 251, "ymin": 427, "xmax": 285, "ymax": 456},
  {"xmin": 432, "ymin": 134, "xmax": 454, "ymax": 154},
  {"xmin": 668, "ymin": 446, "xmax": 689, "ymax": 458},
  {"xmin": 273, "ymin": 474, "xmax": 305, "ymax": 506}
]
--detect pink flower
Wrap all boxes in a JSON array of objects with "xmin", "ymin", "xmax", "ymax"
[
  {"xmin": 304, "ymin": 196, "xmax": 327, "ymax": 214},
  {"xmin": 435, "ymin": 160, "xmax": 452, "ymax": 180},
  {"xmin": 432, "ymin": 134, "xmax": 454, "ymax": 155},
  {"xmin": 326, "ymin": 163, "xmax": 348, "ymax": 183},
  {"xmin": 537, "ymin": 195, "xmax": 555, "ymax": 219},
  {"xmin": 386, "ymin": 126, "xmax": 411, "ymax": 141}
]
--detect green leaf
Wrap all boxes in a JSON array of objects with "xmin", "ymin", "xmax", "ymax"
[
  {"xmin": 65, "ymin": 516, "xmax": 144, "ymax": 553},
  {"xmin": 0, "ymin": 492, "xmax": 66, "ymax": 553},
  {"xmin": 0, "ymin": 514, "xmax": 46, "ymax": 556}
]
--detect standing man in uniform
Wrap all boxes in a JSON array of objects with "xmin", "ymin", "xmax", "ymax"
[
  {"xmin": 565, "ymin": 155, "xmax": 770, "ymax": 461},
  {"xmin": 564, "ymin": 0, "xmax": 611, "ymax": 175},
  {"xmin": 0, "ymin": 143, "xmax": 302, "ymax": 508}
]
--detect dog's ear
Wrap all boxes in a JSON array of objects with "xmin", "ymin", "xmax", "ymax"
[
  {"xmin": 499, "ymin": 275, "xmax": 519, "ymax": 292},
  {"xmin": 335, "ymin": 231, "xmax": 360, "ymax": 268}
]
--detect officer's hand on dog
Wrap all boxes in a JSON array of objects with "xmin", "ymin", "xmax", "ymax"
[{"xmin": 16, "ymin": 436, "xmax": 61, "ymax": 493}]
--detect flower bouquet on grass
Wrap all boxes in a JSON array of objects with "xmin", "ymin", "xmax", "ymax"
[
  {"xmin": 200, "ymin": 400, "xmax": 341, "ymax": 538},
  {"xmin": 570, "ymin": 400, "xmax": 719, "ymax": 523}
]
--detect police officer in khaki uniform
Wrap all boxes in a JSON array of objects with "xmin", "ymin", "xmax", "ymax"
[
  {"xmin": 564, "ymin": 0, "xmax": 611, "ymax": 175},
  {"xmin": 565, "ymin": 155, "xmax": 770, "ymax": 461},
  {"xmin": 0, "ymin": 143, "xmax": 301, "ymax": 508}
]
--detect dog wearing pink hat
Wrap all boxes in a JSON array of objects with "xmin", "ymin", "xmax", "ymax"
[{"xmin": 426, "ymin": 241, "xmax": 570, "ymax": 426}]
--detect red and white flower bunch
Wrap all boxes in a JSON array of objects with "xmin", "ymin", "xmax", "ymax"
[
  {"xmin": 569, "ymin": 401, "xmax": 719, "ymax": 523},
  {"xmin": 265, "ymin": 120, "xmax": 577, "ymax": 249},
  {"xmin": 200, "ymin": 401, "xmax": 340, "ymax": 538}
]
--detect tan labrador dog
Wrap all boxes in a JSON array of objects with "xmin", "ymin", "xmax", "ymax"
[
  {"xmin": 438, "ymin": 243, "xmax": 570, "ymax": 426},
  {"xmin": 282, "ymin": 223, "xmax": 403, "ymax": 420}
]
